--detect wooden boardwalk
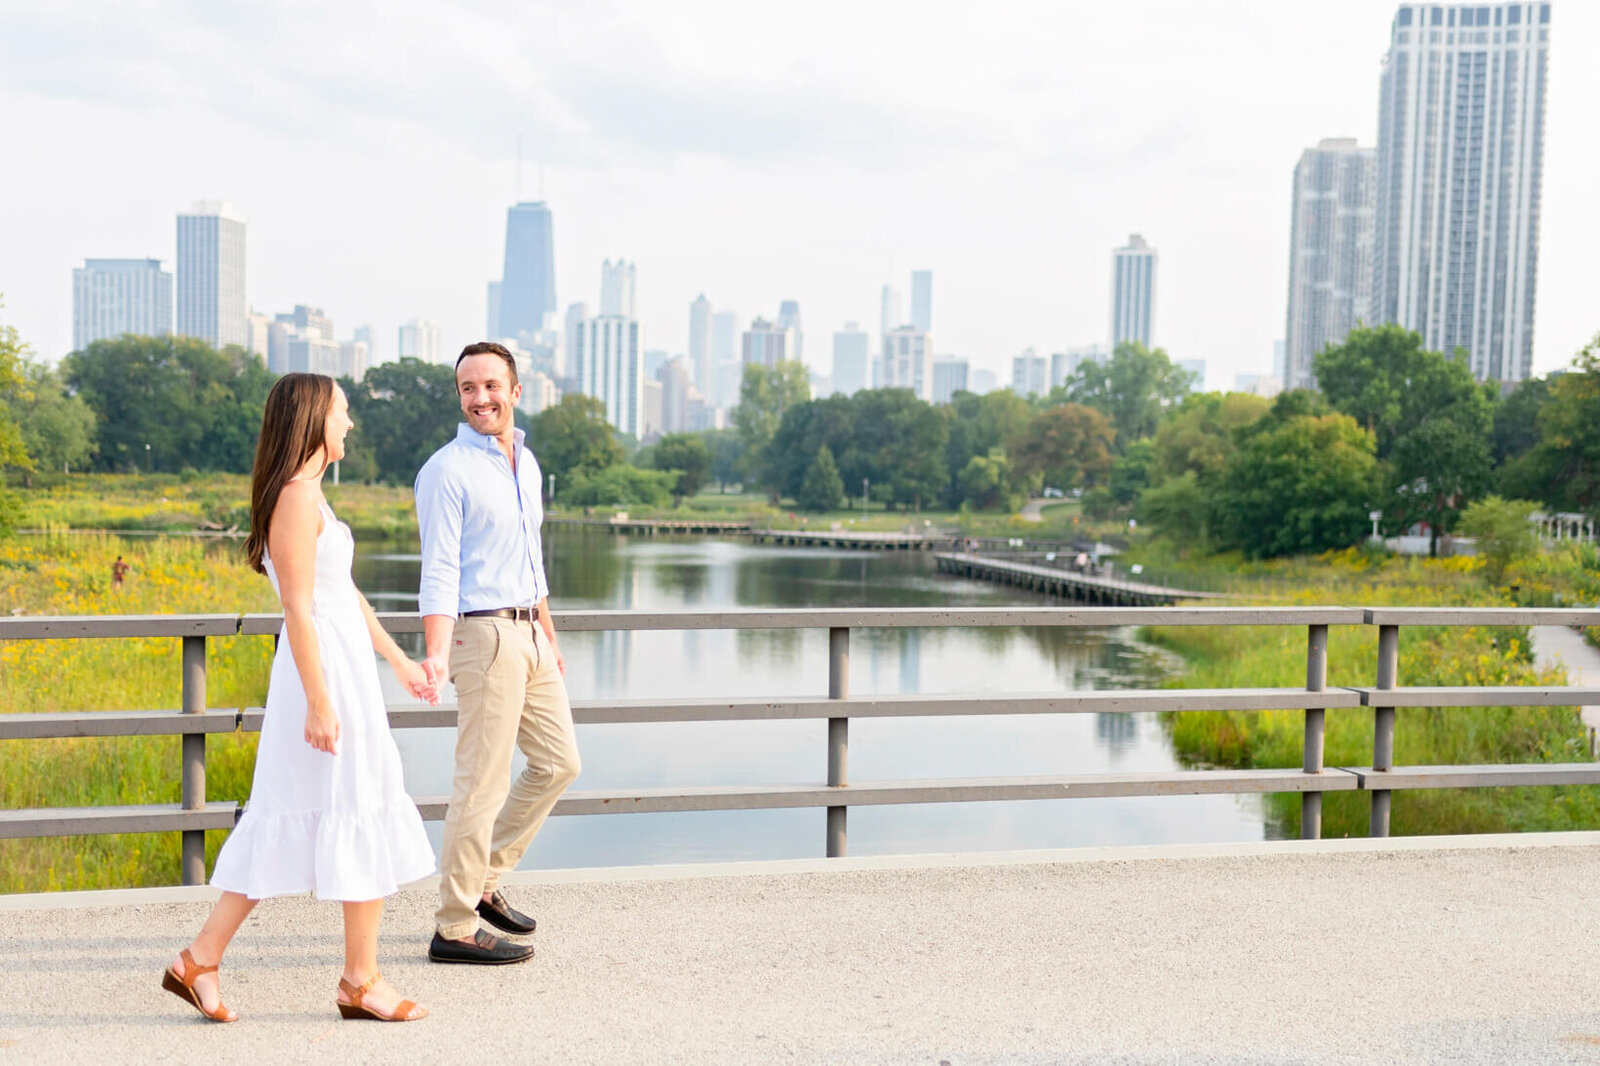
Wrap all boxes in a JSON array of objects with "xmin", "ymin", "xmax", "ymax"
[
  {"xmin": 545, "ymin": 518, "xmax": 753, "ymax": 535},
  {"xmin": 750, "ymin": 529, "xmax": 950, "ymax": 550},
  {"xmin": 935, "ymin": 552, "xmax": 1217, "ymax": 605}
]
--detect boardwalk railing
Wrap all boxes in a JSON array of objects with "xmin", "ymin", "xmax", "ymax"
[{"xmin": 3, "ymin": 607, "xmax": 1599, "ymax": 886}]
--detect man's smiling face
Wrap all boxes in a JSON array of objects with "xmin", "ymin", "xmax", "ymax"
[{"xmin": 456, "ymin": 353, "xmax": 521, "ymax": 438}]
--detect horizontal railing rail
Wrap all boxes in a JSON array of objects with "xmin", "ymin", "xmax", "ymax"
[{"xmin": 3, "ymin": 606, "xmax": 1599, "ymax": 885}]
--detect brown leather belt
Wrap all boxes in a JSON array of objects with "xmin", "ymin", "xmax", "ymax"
[{"xmin": 461, "ymin": 606, "xmax": 540, "ymax": 622}]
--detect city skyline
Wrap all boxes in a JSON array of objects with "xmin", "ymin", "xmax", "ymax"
[{"xmin": 2, "ymin": 1, "xmax": 1594, "ymax": 388}]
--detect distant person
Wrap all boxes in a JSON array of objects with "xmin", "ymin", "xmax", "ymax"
[
  {"xmin": 162, "ymin": 372, "xmax": 437, "ymax": 1024},
  {"xmin": 110, "ymin": 556, "xmax": 130, "ymax": 590},
  {"xmin": 416, "ymin": 341, "xmax": 580, "ymax": 966}
]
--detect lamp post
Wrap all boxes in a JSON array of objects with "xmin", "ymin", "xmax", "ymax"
[
  {"xmin": 548, "ymin": 473, "xmax": 556, "ymax": 505},
  {"xmin": 1369, "ymin": 509, "xmax": 1382, "ymax": 541},
  {"xmin": 862, "ymin": 478, "xmax": 869, "ymax": 519},
  {"xmin": 144, "ymin": 442, "xmax": 151, "ymax": 474}
]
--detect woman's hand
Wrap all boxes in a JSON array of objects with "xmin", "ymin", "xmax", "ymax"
[
  {"xmin": 396, "ymin": 657, "xmax": 439, "ymax": 705},
  {"xmin": 305, "ymin": 698, "xmax": 341, "ymax": 754}
]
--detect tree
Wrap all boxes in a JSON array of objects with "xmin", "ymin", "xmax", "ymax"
[
  {"xmin": 1007, "ymin": 404, "xmax": 1115, "ymax": 493},
  {"xmin": 732, "ymin": 360, "xmax": 810, "ymax": 489},
  {"xmin": 956, "ymin": 448, "xmax": 1014, "ymax": 512},
  {"xmin": 1214, "ymin": 412, "xmax": 1378, "ymax": 558},
  {"xmin": 1313, "ymin": 325, "xmax": 1494, "ymax": 459},
  {"xmin": 837, "ymin": 389, "xmax": 948, "ymax": 511},
  {"xmin": 1492, "ymin": 376, "xmax": 1551, "ymax": 465},
  {"xmin": 562, "ymin": 464, "xmax": 677, "ymax": 507},
  {"xmin": 702, "ymin": 428, "xmax": 744, "ymax": 492},
  {"xmin": 1458, "ymin": 496, "xmax": 1540, "ymax": 585},
  {"xmin": 1136, "ymin": 471, "xmax": 1213, "ymax": 544},
  {"xmin": 797, "ymin": 444, "xmax": 846, "ymax": 511},
  {"xmin": 64, "ymin": 334, "xmax": 275, "ymax": 474},
  {"xmin": 1152, "ymin": 391, "xmax": 1270, "ymax": 483},
  {"xmin": 764, "ymin": 394, "xmax": 854, "ymax": 501},
  {"xmin": 526, "ymin": 392, "xmax": 626, "ymax": 493},
  {"xmin": 0, "ymin": 303, "xmax": 36, "ymax": 471},
  {"xmin": 1515, "ymin": 336, "xmax": 1600, "ymax": 514},
  {"xmin": 1387, "ymin": 418, "xmax": 1492, "ymax": 556},
  {"xmin": 5, "ymin": 360, "xmax": 96, "ymax": 479},
  {"xmin": 341, "ymin": 358, "xmax": 461, "ymax": 484},
  {"xmin": 1062, "ymin": 341, "xmax": 1193, "ymax": 452},
  {"xmin": 1109, "ymin": 439, "xmax": 1158, "ymax": 505},
  {"xmin": 651, "ymin": 433, "xmax": 713, "ymax": 504}
]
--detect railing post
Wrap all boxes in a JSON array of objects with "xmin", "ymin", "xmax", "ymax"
[
  {"xmin": 1370, "ymin": 623, "xmax": 1399, "ymax": 838},
  {"xmin": 826, "ymin": 626, "xmax": 849, "ymax": 858},
  {"xmin": 181, "ymin": 635, "xmax": 207, "ymax": 885},
  {"xmin": 1301, "ymin": 624, "xmax": 1328, "ymax": 840}
]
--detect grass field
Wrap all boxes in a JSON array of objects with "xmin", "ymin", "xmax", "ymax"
[
  {"xmin": 1146, "ymin": 548, "xmax": 1596, "ymax": 838},
  {"xmin": 0, "ymin": 532, "xmax": 278, "ymax": 892}
]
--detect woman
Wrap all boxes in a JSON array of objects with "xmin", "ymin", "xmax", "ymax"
[{"xmin": 162, "ymin": 373, "xmax": 437, "ymax": 1023}]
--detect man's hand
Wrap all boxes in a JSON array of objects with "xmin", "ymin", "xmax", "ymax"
[
  {"xmin": 396, "ymin": 657, "xmax": 439, "ymax": 704},
  {"xmin": 422, "ymin": 654, "xmax": 450, "ymax": 693}
]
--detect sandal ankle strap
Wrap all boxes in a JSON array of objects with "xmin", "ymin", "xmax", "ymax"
[{"xmin": 180, "ymin": 948, "xmax": 218, "ymax": 977}]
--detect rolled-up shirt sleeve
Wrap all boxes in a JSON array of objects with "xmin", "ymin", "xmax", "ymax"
[{"xmin": 415, "ymin": 456, "xmax": 464, "ymax": 618}]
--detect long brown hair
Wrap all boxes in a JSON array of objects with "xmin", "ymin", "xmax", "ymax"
[{"xmin": 245, "ymin": 373, "xmax": 336, "ymax": 574}]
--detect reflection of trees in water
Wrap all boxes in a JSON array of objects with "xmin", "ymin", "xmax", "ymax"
[
  {"xmin": 652, "ymin": 558, "xmax": 710, "ymax": 601},
  {"xmin": 546, "ymin": 530, "xmax": 624, "ymax": 601},
  {"xmin": 735, "ymin": 627, "xmax": 805, "ymax": 673}
]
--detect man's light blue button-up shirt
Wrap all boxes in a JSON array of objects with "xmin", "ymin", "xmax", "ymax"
[{"xmin": 415, "ymin": 423, "xmax": 549, "ymax": 618}]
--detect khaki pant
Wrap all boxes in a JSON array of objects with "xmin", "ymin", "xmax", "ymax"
[{"xmin": 435, "ymin": 617, "xmax": 581, "ymax": 939}]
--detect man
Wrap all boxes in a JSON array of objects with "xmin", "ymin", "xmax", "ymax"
[
  {"xmin": 111, "ymin": 555, "xmax": 130, "ymax": 591},
  {"xmin": 415, "ymin": 341, "xmax": 581, "ymax": 965}
]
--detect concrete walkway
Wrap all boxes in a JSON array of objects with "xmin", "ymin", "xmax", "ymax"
[
  {"xmin": 1533, "ymin": 625, "xmax": 1600, "ymax": 733},
  {"xmin": 7, "ymin": 835, "xmax": 1600, "ymax": 1064}
]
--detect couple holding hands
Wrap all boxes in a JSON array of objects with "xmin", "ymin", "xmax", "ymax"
[{"xmin": 162, "ymin": 342, "xmax": 579, "ymax": 1023}]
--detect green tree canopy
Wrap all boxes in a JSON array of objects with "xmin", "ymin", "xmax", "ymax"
[
  {"xmin": 563, "ymin": 464, "xmax": 677, "ymax": 507},
  {"xmin": 1510, "ymin": 337, "xmax": 1600, "ymax": 514},
  {"xmin": 63, "ymin": 335, "xmax": 273, "ymax": 474},
  {"xmin": 956, "ymin": 448, "xmax": 1015, "ymax": 512},
  {"xmin": 1387, "ymin": 417, "xmax": 1492, "ymax": 556},
  {"xmin": 1061, "ymin": 341, "xmax": 1194, "ymax": 452},
  {"xmin": 526, "ymin": 392, "xmax": 626, "ymax": 493},
  {"xmin": 1151, "ymin": 391, "xmax": 1270, "ymax": 483},
  {"xmin": 1006, "ymin": 403, "xmax": 1115, "ymax": 493},
  {"xmin": 1214, "ymin": 412, "xmax": 1378, "ymax": 558},
  {"xmin": 796, "ymin": 444, "xmax": 846, "ymax": 511},
  {"xmin": 732, "ymin": 360, "xmax": 810, "ymax": 488},
  {"xmin": 651, "ymin": 432, "xmax": 713, "ymax": 503},
  {"xmin": 1458, "ymin": 496, "xmax": 1540, "ymax": 585},
  {"xmin": 342, "ymin": 358, "xmax": 461, "ymax": 484},
  {"xmin": 5, "ymin": 360, "xmax": 96, "ymax": 478},
  {"xmin": 1312, "ymin": 325, "xmax": 1495, "ymax": 459},
  {"xmin": 838, "ymin": 389, "xmax": 948, "ymax": 510},
  {"xmin": 0, "ymin": 305, "xmax": 35, "ymax": 471},
  {"xmin": 941, "ymin": 388, "xmax": 1034, "ymax": 508},
  {"xmin": 702, "ymin": 428, "xmax": 744, "ymax": 491}
]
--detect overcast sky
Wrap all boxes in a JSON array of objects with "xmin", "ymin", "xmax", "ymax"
[{"xmin": 1, "ymin": 0, "xmax": 1593, "ymax": 390}]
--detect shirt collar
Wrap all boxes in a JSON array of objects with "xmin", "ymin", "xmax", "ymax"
[{"xmin": 455, "ymin": 423, "xmax": 526, "ymax": 454}]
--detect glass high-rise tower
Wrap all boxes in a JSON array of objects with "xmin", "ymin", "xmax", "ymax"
[
  {"xmin": 1284, "ymin": 139, "xmax": 1376, "ymax": 391},
  {"xmin": 1110, "ymin": 235, "xmax": 1156, "ymax": 350},
  {"xmin": 176, "ymin": 202, "xmax": 247, "ymax": 349},
  {"xmin": 499, "ymin": 201, "xmax": 556, "ymax": 338},
  {"xmin": 1371, "ymin": 3, "xmax": 1550, "ymax": 382}
]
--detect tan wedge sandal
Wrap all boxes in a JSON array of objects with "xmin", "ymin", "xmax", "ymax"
[
  {"xmin": 161, "ymin": 948, "xmax": 238, "ymax": 1022},
  {"xmin": 336, "ymin": 973, "xmax": 428, "ymax": 1022}
]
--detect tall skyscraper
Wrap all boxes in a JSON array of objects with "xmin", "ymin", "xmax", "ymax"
[
  {"xmin": 498, "ymin": 202, "xmax": 556, "ymax": 338},
  {"xmin": 658, "ymin": 356, "xmax": 691, "ymax": 434},
  {"xmin": 1371, "ymin": 3, "xmax": 1550, "ymax": 382},
  {"xmin": 1110, "ymin": 234, "xmax": 1156, "ymax": 350},
  {"xmin": 486, "ymin": 281, "xmax": 503, "ymax": 339},
  {"xmin": 574, "ymin": 315, "xmax": 642, "ymax": 436},
  {"xmin": 352, "ymin": 324, "xmax": 377, "ymax": 367},
  {"xmin": 711, "ymin": 310, "xmax": 740, "ymax": 407},
  {"xmin": 776, "ymin": 300, "xmax": 803, "ymax": 360},
  {"xmin": 881, "ymin": 326, "xmax": 933, "ymax": 401},
  {"xmin": 600, "ymin": 260, "xmax": 636, "ymax": 317},
  {"xmin": 832, "ymin": 322, "xmax": 870, "ymax": 396},
  {"xmin": 931, "ymin": 358, "xmax": 968, "ymax": 404},
  {"xmin": 176, "ymin": 201, "xmax": 247, "ymax": 349},
  {"xmin": 741, "ymin": 317, "xmax": 796, "ymax": 369},
  {"xmin": 397, "ymin": 319, "xmax": 442, "ymax": 363},
  {"xmin": 1284, "ymin": 139, "xmax": 1377, "ymax": 391},
  {"xmin": 563, "ymin": 302, "xmax": 588, "ymax": 382},
  {"xmin": 72, "ymin": 259, "xmax": 172, "ymax": 350},
  {"xmin": 1012, "ymin": 349, "xmax": 1048, "ymax": 396},
  {"xmin": 879, "ymin": 284, "xmax": 901, "ymax": 336},
  {"xmin": 910, "ymin": 270, "xmax": 933, "ymax": 332},
  {"xmin": 688, "ymin": 294, "xmax": 712, "ymax": 398}
]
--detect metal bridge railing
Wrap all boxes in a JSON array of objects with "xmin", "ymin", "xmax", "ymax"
[{"xmin": 2, "ymin": 607, "xmax": 1598, "ymax": 886}]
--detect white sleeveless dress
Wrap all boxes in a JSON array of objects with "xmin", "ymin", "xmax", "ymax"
[{"xmin": 211, "ymin": 500, "xmax": 435, "ymax": 901}]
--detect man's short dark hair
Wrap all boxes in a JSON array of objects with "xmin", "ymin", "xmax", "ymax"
[{"xmin": 456, "ymin": 341, "xmax": 519, "ymax": 386}]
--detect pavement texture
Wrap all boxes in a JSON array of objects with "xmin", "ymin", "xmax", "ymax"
[{"xmin": 6, "ymin": 838, "xmax": 1600, "ymax": 1065}]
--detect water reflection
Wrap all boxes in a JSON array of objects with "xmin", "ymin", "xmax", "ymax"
[{"xmin": 354, "ymin": 530, "xmax": 1269, "ymax": 868}]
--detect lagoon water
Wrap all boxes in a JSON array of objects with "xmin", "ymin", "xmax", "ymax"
[{"xmin": 354, "ymin": 529, "xmax": 1270, "ymax": 870}]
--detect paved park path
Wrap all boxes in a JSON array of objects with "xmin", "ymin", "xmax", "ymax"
[{"xmin": 6, "ymin": 834, "xmax": 1600, "ymax": 1065}]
